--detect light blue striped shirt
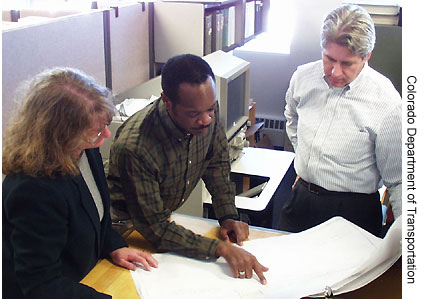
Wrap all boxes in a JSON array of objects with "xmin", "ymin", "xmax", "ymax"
[{"xmin": 285, "ymin": 60, "xmax": 402, "ymax": 217}]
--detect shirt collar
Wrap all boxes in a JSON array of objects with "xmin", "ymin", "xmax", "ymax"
[
  {"xmin": 322, "ymin": 61, "xmax": 369, "ymax": 92},
  {"xmin": 158, "ymin": 98, "xmax": 191, "ymax": 141},
  {"xmin": 347, "ymin": 61, "xmax": 369, "ymax": 90}
]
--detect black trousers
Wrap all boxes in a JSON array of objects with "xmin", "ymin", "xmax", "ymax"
[{"xmin": 278, "ymin": 179, "xmax": 383, "ymax": 237}]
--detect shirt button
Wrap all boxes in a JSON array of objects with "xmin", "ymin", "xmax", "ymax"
[
  {"xmin": 181, "ymin": 198, "xmax": 185, "ymax": 202},
  {"xmin": 189, "ymin": 160, "xmax": 192, "ymax": 164},
  {"xmin": 187, "ymin": 180, "xmax": 190, "ymax": 185}
]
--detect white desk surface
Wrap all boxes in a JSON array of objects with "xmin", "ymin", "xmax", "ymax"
[{"xmin": 205, "ymin": 147, "xmax": 295, "ymax": 211}]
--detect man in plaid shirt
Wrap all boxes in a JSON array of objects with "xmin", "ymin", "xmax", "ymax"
[{"xmin": 108, "ymin": 54, "xmax": 268, "ymax": 284}]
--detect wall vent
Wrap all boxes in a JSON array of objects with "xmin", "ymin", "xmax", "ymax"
[
  {"xmin": 256, "ymin": 117, "xmax": 285, "ymax": 131},
  {"xmin": 254, "ymin": 117, "xmax": 294, "ymax": 151}
]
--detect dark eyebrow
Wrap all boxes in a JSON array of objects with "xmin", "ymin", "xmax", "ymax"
[
  {"xmin": 189, "ymin": 101, "xmax": 216, "ymax": 111},
  {"xmin": 326, "ymin": 55, "xmax": 337, "ymax": 62},
  {"xmin": 326, "ymin": 55, "xmax": 355, "ymax": 66},
  {"xmin": 184, "ymin": 101, "xmax": 217, "ymax": 114}
]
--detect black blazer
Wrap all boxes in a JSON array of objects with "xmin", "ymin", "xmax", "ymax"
[{"xmin": 2, "ymin": 148, "xmax": 127, "ymax": 299}]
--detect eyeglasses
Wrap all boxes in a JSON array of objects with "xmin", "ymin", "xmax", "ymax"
[
  {"xmin": 85, "ymin": 123, "xmax": 109, "ymax": 145},
  {"xmin": 87, "ymin": 130, "xmax": 103, "ymax": 145}
]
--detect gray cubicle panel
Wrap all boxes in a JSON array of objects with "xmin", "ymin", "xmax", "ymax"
[
  {"xmin": 19, "ymin": 9, "xmax": 84, "ymax": 18},
  {"xmin": 108, "ymin": 3, "xmax": 151, "ymax": 95},
  {"xmin": 2, "ymin": 10, "xmax": 12, "ymax": 21},
  {"xmin": 154, "ymin": 1, "xmax": 205, "ymax": 63},
  {"xmin": 369, "ymin": 25, "xmax": 402, "ymax": 95},
  {"xmin": 2, "ymin": 11, "xmax": 106, "ymax": 131}
]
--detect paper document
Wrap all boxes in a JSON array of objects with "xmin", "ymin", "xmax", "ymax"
[
  {"xmin": 130, "ymin": 216, "xmax": 401, "ymax": 299},
  {"xmin": 116, "ymin": 95, "xmax": 157, "ymax": 117}
]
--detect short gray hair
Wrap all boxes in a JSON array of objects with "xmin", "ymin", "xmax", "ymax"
[{"xmin": 321, "ymin": 4, "xmax": 375, "ymax": 59}]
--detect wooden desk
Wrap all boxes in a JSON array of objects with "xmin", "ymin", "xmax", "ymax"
[{"xmin": 81, "ymin": 214, "xmax": 401, "ymax": 299}]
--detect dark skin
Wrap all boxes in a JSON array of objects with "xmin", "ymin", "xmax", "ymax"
[
  {"xmin": 217, "ymin": 219, "xmax": 269, "ymax": 284},
  {"xmin": 162, "ymin": 77, "xmax": 269, "ymax": 284}
]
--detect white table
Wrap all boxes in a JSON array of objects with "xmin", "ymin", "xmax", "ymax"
[{"xmin": 204, "ymin": 147, "xmax": 295, "ymax": 211}]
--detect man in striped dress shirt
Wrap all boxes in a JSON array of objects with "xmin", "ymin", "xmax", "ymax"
[{"xmin": 279, "ymin": 4, "xmax": 401, "ymax": 237}]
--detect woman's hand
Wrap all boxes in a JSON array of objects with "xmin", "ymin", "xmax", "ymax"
[{"xmin": 109, "ymin": 247, "xmax": 158, "ymax": 271}]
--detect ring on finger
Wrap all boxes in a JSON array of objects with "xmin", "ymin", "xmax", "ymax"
[{"xmin": 239, "ymin": 270, "xmax": 245, "ymax": 275}]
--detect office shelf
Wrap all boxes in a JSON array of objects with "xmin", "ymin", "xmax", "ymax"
[{"xmin": 153, "ymin": 0, "xmax": 268, "ymax": 64}]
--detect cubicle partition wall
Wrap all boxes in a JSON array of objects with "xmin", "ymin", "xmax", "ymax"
[
  {"xmin": 2, "ymin": 11, "xmax": 106, "ymax": 130},
  {"xmin": 19, "ymin": 9, "xmax": 83, "ymax": 18},
  {"xmin": 152, "ymin": 0, "xmax": 267, "ymax": 67},
  {"xmin": 369, "ymin": 24, "xmax": 402, "ymax": 95},
  {"xmin": 108, "ymin": 2, "xmax": 152, "ymax": 95},
  {"xmin": 2, "ymin": 10, "xmax": 12, "ymax": 21},
  {"xmin": 2, "ymin": 3, "xmax": 153, "ymax": 132},
  {"xmin": 154, "ymin": 1, "xmax": 206, "ymax": 63}
]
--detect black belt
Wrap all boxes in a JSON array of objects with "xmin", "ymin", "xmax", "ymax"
[
  {"xmin": 299, "ymin": 179, "xmax": 338, "ymax": 195},
  {"xmin": 299, "ymin": 179, "xmax": 379, "ymax": 198}
]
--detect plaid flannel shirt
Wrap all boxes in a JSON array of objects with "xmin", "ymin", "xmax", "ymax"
[{"xmin": 107, "ymin": 98, "xmax": 238, "ymax": 259}]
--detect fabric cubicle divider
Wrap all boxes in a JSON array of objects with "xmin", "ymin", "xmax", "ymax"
[
  {"xmin": 2, "ymin": 11, "xmax": 106, "ymax": 131},
  {"xmin": 2, "ymin": 3, "xmax": 154, "ymax": 131},
  {"xmin": 108, "ymin": 2, "xmax": 151, "ymax": 95}
]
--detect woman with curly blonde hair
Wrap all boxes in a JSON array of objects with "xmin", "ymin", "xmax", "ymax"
[
  {"xmin": 3, "ymin": 67, "xmax": 157, "ymax": 299},
  {"xmin": 3, "ymin": 67, "xmax": 113, "ymax": 177}
]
